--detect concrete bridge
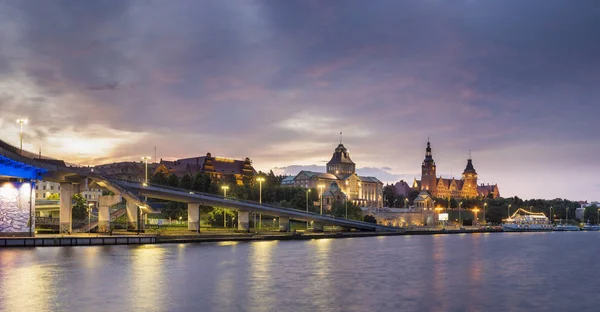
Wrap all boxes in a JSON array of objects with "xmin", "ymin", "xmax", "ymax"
[{"xmin": 1, "ymin": 137, "xmax": 399, "ymax": 236}]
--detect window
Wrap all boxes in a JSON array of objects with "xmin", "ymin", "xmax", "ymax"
[{"xmin": 43, "ymin": 186, "xmax": 46, "ymax": 190}]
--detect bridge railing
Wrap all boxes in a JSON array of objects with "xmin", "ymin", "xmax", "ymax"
[{"xmin": 109, "ymin": 179, "xmax": 396, "ymax": 229}]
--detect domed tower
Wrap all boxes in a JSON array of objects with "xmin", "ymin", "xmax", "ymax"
[
  {"xmin": 461, "ymin": 151, "xmax": 478, "ymax": 197},
  {"xmin": 326, "ymin": 142, "xmax": 356, "ymax": 177},
  {"xmin": 421, "ymin": 140, "xmax": 437, "ymax": 192}
]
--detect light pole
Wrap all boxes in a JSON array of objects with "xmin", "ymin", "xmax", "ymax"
[
  {"xmin": 306, "ymin": 189, "xmax": 311, "ymax": 229},
  {"xmin": 16, "ymin": 118, "xmax": 27, "ymax": 154},
  {"xmin": 459, "ymin": 202, "xmax": 463, "ymax": 228},
  {"xmin": 565, "ymin": 207, "xmax": 569, "ymax": 224},
  {"xmin": 88, "ymin": 203, "xmax": 93, "ymax": 234},
  {"xmin": 549, "ymin": 206, "xmax": 553, "ymax": 224},
  {"xmin": 483, "ymin": 203, "xmax": 488, "ymax": 224},
  {"xmin": 508, "ymin": 204, "xmax": 512, "ymax": 219},
  {"xmin": 256, "ymin": 177, "xmax": 265, "ymax": 230},
  {"xmin": 597, "ymin": 208, "xmax": 599, "ymax": 225},
  {"xmin": 473, "ymin": 208, "xmax": 480, "ymax": 224},
  {"xmin": 318, "ymin": 184, "xmax": 325, "ymax": 215},
  {"xmin": 404, "ymin": 198, "xmax": 408, "ymax": 208},
  {"xmin": 345, "ymin": 193, "xmax": 348, "ymax": 219},
  {"xmin": 142, "ymin": 156, "xmax": 151, "ymax": 185},
  {"xmin": 256, "ymin": 177, "xmax": 264, "ymax": 204},
  {"xmin": 222, "ymin": 185, "xmax": 229, "ymax": 228},
  {"xmin": 394, "ymin": 199, "xmax": 398, "ymax": 208}
]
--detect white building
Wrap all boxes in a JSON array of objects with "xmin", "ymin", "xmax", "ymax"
[{"xmin": 35, "ymin": 180, "xmax": 102, "ymax": 203}]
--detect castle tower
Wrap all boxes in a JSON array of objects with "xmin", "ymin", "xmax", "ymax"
[
  {"xmin": 326, "ymin": 138, "xmax": 356, "ymax": 177},
  {"xmin": 421, "ymin": 140, "xmax": 437, "ymax": 192},
  {"xmin": 461, "ymin": 151, "xmax": 478, "ymax": 197}
]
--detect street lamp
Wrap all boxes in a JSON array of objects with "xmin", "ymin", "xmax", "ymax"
[
  {"xmin": 483, "ymin": 202, "xmax": 488, "ymax": 224},
  {"xmin": 549, "ymin": 206, "xmax": 553, "ymax": 224},
  {"xmin": 306, "ymin": 189, "xmax": 311, "ymax": 229},
  {"xmin": 404, "ymin": 198, "xmax": 408, "ymax": 208},
  {"xmin": 459, "ymin": 202, "xmax": 463, "ymax": 227},
  {"xmin": 141, "ymin": 156, "xmax": 151, "ymax": 185},
  {"xmin": 318, "ymin": 184, "xmax": 325, "ymax": 215},
  {"xmin": 472, "ymin": 208, "xmax": 480, "ymax": 223},
  {"xmin": 16, "ymin": 118, "xmax": 27, "ymax": 154},
  {"xmin": 394, "ymin": 199, "xmax": 397, "ymax": 208},
  {"xmin": 256, "ymin": 177, "xmax": 265, "ymax": 204},
  {"xmin": 597, "ymin": 208, "xmax": 599, "ymax": 225},
  {"xmin": 256, "ymin": 176, "xmax": 265, "ymax": 231},
  {"xmin": 88, "ymin": 203, "xmax": 94, "ymax": 234},
  {"xmin": 508, "ymin": 204, "xmax": 512, "ymax": 219},
  {"xmin": 222, "ymin": 185, "xmax": 229, "ymax": 198},
  {"xmin": 345, "ymin": 193, "xmax": 348, "ymax": 219},
  {"xmin": 221, "ymin": 185, "xmax": 229, "ymax": 229}
]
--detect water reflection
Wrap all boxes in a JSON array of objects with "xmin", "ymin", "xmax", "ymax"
[
  {"xmin": 248, "ymin": 241, "xmax": 277, "ymax": 312},
  {"xmin": 127, "ymin": 245, "xmax": 167, "ymax": 311},
  {"xmin": 1, "ymin": 233, "xmax": 598, "ymax": 312}
]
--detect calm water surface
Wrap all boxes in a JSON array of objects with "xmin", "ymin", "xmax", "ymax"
[{"xmin": 1, "ymin": 232, "xmax": 599, "ymax": 312}]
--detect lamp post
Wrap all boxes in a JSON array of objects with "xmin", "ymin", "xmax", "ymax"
[
  {"xmin": 88, "ymin": 203, "xmax": 93, "ymax": 234},
  {"xmin": 222, "ymin": 185, "xmax": 229, "ymax": 229},
  {"xmin": 306, "ymin": 189, "xmax": 311, "ymax": 229},
  {"xmin": 473, "ymin": 208, "xmax": 480, "ymax": 224},
  {"xmin": 256, "ymin": 177, "xmax": 264, "ymax": 204},
  {"xmin": 394, "ymin": 199, "xmax": 397, "ymax": 208},
  {"xmin": 549, "ymin": 206, "xmax": 553, "ymax": 224},
  {"xmin": 256, "ymin": 177, "xmax": 265, "ymax": 230},
  {"xmin": 345, "ymin": 193, "xmax": 348, "ymax": 219},
  {"xmin": 404, "ymin": 198, "xmax": 408, "ymax": 208},
  {"xmin": 142, "ymin": 156, "xmax": 151, "ymax": 185},
  {"xmin": 459, "ymin": 202, "xmax": 463, "ymax": 228},
  {"xmin": 318, "ymin": 184, "xmax": 325, "ymax": 215},
  {"xmin": 508, "ymin": 204, "xmax": 512, "ymax": 219},
  {"xmin": 565, "ymin": 207, "xmax": 569, "ymax": 224},
  {"xmin": 483, "ymin": 202, "xmax": 488, "ymax": 224},
  {"xmin": 16, "ymin": 118, "xmax": 27, "ymax": 154},
  {"xmin": 597, "ymin": 208, "xmax": 599, "ymax": 225}
]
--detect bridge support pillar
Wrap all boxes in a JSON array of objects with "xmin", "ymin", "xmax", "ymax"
[
  {"xmin": 188, "ymin": 203, "xmax": 200, "ymax": 231},
  {"xmin": 59, "ymin": 183, "xmax": 74, "ymax": 234},
  {"xmin": 98, "ymin": 195, "xmax": 121, "ymax": 233},
  {"xmin": 313, "ymin": 222, "xmax": 324, "ymax": 232},
  {"xmin": 126, "ymin": 201, "xmax": 140, "ymax": 231},
  {"xmin": 237, "ymin": 210, "xmax": 250, "ymax": 232},
  {"xmin": 278, "ymin": 216, "xmax": 290, "ymax": 232}
]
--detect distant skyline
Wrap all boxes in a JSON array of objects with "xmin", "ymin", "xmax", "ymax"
[{"xmin": 0, "ymin": 0, "xmax": 598, "ymax": 201}]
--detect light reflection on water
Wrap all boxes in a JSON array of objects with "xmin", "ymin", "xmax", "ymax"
[{"xmin": 1, "ymin": 232, "xmax": 599, "ymax": 312}]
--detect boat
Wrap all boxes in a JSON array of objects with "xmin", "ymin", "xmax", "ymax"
[
  {"xmin": 581, "ymin": 224, "xmax": 600, "ymax": 231},
  {"xmin": 553, "ymin": 224, "xmax": 581, "ymax": 231},
  {"xmin": 502, "ymin": 208, "xmax": 553, "ymax": 232}
]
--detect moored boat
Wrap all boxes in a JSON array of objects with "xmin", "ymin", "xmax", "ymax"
[
  {"xmin": 502, "ymin": 208, "xmax": 553, "ymax": 232},
  {"xmin": 581, "ymin": 224, "xmax": 600, "ymax": 231},
  {"xmin": 553, "ymin": 224, "xmax": 581, "ymax": 231}
]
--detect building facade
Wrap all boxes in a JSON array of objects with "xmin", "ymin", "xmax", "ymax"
[
  {"xmin": 34, "ymin": 180, "xmax": 102, "ymax": 203},
  {"xmin": 155, "ymin": 153, "xmax": 256, "ymax": 185},
  {"xmin": 286, "ymin": 142, "xmax": 383, "ymax": 209},
  {"xmin": 412, "ymin": 140, "xmax": 500, "ymax": 199}
]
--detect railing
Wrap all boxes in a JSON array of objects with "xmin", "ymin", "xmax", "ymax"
[{"xmin": 110, "ymin": 179, "xmax": 399, "ymax": 230}]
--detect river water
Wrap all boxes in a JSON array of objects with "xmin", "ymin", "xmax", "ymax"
[{"xmin": 1, "ymin": 232, "xmax": 599, "ymax": 312}]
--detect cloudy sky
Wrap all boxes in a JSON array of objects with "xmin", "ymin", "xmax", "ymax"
[{"xmin": 0, "ymin": 0, "xmax": 598, "ymax": 201}]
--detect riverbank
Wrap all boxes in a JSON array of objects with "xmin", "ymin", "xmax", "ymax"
[{"xmin": 1, "ymin": 227, "xmax": 506, "ymax": 247}]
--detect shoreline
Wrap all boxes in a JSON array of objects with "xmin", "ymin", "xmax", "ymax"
[{"xmin": 0, "ymin": 228, "xmax": 507, "ymax": 248}]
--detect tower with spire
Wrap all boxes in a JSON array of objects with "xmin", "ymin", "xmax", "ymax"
[
  {"xmin": 461, "ymin": 150, "xmax": 478, "ymax": 197},
  {"xmin": 326, "ymin": 132, "xmax": 355, "ymax": 177},
  {"xmin": 420, "ymin": 139, "xmax": 437, "ymax": 191}
]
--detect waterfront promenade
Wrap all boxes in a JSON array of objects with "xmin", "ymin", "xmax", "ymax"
[{"xmin": 0, "ymin": 226, "xmax": 502, "ymax": 247}]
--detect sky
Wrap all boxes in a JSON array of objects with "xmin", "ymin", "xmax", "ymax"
[{"xmin": 0, "ymin": 0, "xmax": 598, "ymax": 201}]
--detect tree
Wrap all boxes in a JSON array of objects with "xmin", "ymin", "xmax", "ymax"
[
  {"xmin": 331, "ymin": 199, "xmax": 363, "ymax": 221},
  {"xmin": 167, "ymin": 174, "xmax": 180, "ymax": 188},
  {"xmin": 150, "ymin": 171, "xmax": 168, "ymax": 185},
  {"xmin": 383, "ymin": 184, "xmax": 397, "ymax": 207},
  {"xmin": 364, "ymin": 215, "xmax": 377, "ymax": 224},
  {"xmin": 162, "ymin": 201, "xmax": 186, "ymax": 220},
  {"xmin": 179, "ymin": 174, "xmax": 193, "ymax": 190},
  {"xmin": 72, "ymin": 193, "xmax": 87, "ymax": 220},
  {"xmin": 47, "ymin": 193, "xmax": 60, "ymax": 200}
]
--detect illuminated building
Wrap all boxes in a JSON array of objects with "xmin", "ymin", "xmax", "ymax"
[
  {"xmin": 286, "ymin": 141, "xmax": 383, "ymax": 209},
  {"xmin": 412, "ymin": 140, "xmax": 500, "ymax": 199},
  {"xmin": 154, "ymin": 153, "xmax": 256, "ymax": 185}
]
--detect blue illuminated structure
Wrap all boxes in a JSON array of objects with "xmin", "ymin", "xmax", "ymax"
[{"xmin": 0, "ymin": 155, "xmax": 47, "ymax": 180}]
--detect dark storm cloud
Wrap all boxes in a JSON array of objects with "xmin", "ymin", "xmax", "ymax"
[{"xmin": 0, "ymin": 0, "xmax": 598, "ymax": 199}]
